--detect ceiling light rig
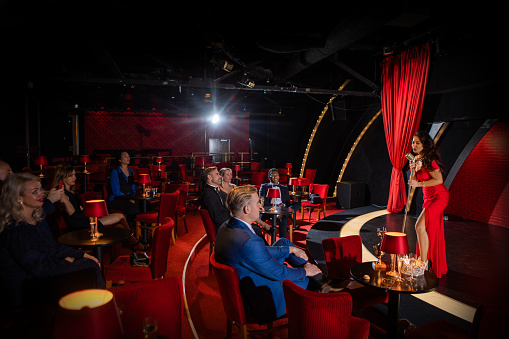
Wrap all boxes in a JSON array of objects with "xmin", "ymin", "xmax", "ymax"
[{"xmin": 238, "ymin": 73, "xmax": 255, "ymax": 88}]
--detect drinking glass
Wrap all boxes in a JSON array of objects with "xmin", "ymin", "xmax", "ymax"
[{"xmin": 143, "ymin": 317, "xmax": 158, "ymax": 339}]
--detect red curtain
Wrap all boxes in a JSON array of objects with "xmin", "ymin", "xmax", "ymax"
[{"xmin": 381, "ymin": 43, "xmax": 430, "ymax": 213}]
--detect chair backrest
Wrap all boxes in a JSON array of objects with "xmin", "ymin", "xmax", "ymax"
[
  {"xmin": 282, "ymin": 279, "xmax": 354, "ymax": 339},
  {"xmin": 305, "ymin": 169, "xmax": 317, "ymax": 183},
  {"xmin": 178, "ymin": 164, "xmax": 188, "ymax": 182},
  {"xmin": 165, "ymin": 184, "xmax": 189, "ymax": 207},
  {"xmin": 251, "ymin": 162, "xmax": 261, "ymax": 171},
  {"xmin": 199, "ymin": 208, "xmax": 217, "ymax": 244},
  {"xmin": 111, "ymin": 277, "xmax": 184, "ymax": 339},
  {"xmin": 150, "ymin": 217, "xmax": 175, "ymax": 279},
  {"xmin": 251, "ymin": 171, "xmax": 265, "ymax": 186},
  {"xmin": 210, "ymin": 252, "xmax": 247, "ymax": 326},
  {"xmin": 471, "ymin": 305, "xmax": 509, "ymax": 339},
  {"xmin": 322, "ymin": 235, "xmax": 362, "ymax": 279},
  {"xmin": 310, "ymin": 184, "xmax": 328, "ymax": 206},
  {"xmin": 157, "ymin": 191, "xmax": 179, "ymax": 224},
  {"xmin": 80, "ymin": 191, "xmax": 98, "ymax": 207}
]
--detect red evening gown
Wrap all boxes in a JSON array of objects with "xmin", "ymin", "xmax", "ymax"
[{"xmin": 415, "ymin": 160, "xmax": 449, "ymax": 278}]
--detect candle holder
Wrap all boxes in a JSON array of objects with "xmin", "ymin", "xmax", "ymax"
[{"xmin": 372, "ymin": 227, "xmax": 387, "ymax": 270}]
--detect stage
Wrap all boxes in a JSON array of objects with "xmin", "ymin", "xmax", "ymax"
[{"xmin": 306, "ymin": 205, "xmax": 509, "ymax": 329}]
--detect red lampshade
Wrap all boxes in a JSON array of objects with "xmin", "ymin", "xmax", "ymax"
[
  {"xmin": 285, "ymin": 162, "xmax": 292, "ymax": 169},
  {"xmin": 137, "ymin": 173, "xmax": 151, "ymax": 184},
  {"xmin": 80, "ymin": 154, "xmax": 91, "ymax": 163},
  {"xmin": 84, "ymin": 200, "xmax": 109, "ymax": 218},
  {"xmin": 266, "ymin": 187, "xmax": 281, "ymax": 199},
  {"xmin": 288, "ymin": 177, "xmax": 298, "ymax": 185},
  {"xmin": 233, "ymin": 164, "xmax": 241, "ymax": 171},
  {"xmin": 52, "ymin": 289, "xmax": 123, "ymax": 339},
  {"xmin": 156, "ymin": 157, "xmax": 163, "ymax": 163},
  {"xmin": 380, "ymin": 232, "xmax": 410, "ymax": 254},
  {"xmin": 34, "ymin": 156, "xmax": 49, "ymax": 166}
]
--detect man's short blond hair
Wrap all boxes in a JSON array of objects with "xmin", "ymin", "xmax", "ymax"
[{"xmin": 227, "ymin": 185, "xmax": 257, "ymax": 215}]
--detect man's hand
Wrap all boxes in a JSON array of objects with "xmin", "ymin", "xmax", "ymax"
[
  {"xmin": 289, "ymin": 246, "xmax": 308, "ymax": 261},
  {"xmin": 303, "ymin": 263, "xmax": 322, "ymax": 277}
]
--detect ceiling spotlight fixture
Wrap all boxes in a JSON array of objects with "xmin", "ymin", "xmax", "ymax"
[
  {"xmin": 222, "ymin": 60, "xmax": 234, "ymax": 72},
  {"xmin": 238, "ymin": 73, "xmax": 255, "ymax": 88}
]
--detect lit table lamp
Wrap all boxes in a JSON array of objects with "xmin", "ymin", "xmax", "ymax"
[
  {"xmin": 288, "ymin": 177, "xmax": 298, "ymax": 194},
  {"xmin": 380, "ymin": 231, "xmax": 410, "ymax": 278},
  {"xmin": 84, "ymin": 199, "xmax": 108, "ymax": 241},
  {"xmin": 233, "ymin": 164, "xmax": 241, "ymax": 179},
  {"xmin": 52, "ymin": 289, "xmax": 123, "ymax": 339},
  {"xmin": 285, "ymin": 162, "xmax": 292, "ymax": 176},
  {"xmin": 266, "ymin": 187, "xmax": 280, "ymax": 212},
  {"xmin": 156, "ymin": 156, "xmax": 163, "ymax": 171},
  {"xmin": 80, "ymin": 154, "xmax": 91, "ymax": 173},
  {"xmin": 34, "ymin": 156, "xmax": 49, "ymax": 178},
  {"xmin": 137, "ymin": 174, "xmax": 151, "ymax": 197}
]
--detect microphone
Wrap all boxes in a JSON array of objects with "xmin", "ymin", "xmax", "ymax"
[{"xmin": 405, "ymin": 153, "xmax": 415, "ymax": 162}]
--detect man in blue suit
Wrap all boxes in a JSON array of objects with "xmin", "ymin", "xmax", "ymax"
[{"xmin": 215, "ymin": 185, "xmax": 322, "ymax": 324}]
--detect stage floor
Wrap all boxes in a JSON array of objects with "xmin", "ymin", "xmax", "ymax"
[{"xmin": 306, "ymin": 205, "xmax": 509, "ymax": 327}]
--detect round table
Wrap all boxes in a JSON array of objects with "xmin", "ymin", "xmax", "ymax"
[
  {"xmin": 58, "ymin": 227, "xmax": 133, "ymax": 271},
  {"xmin": 260, "ymin": 206, "xmax": 295, "ymax": 244},
  {"xmin": 351, "ymin": 262, "xmax": 439, "ymax": 338}
]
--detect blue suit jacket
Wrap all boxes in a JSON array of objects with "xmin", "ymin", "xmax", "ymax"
[{"xmin": 214, "ymin": 217, "xmax": 309, "ymax": 321}]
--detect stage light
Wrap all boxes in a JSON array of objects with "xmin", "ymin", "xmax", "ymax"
[{"xmin": 211, "ymin": 113, "xmax": 220, "ymax": 124}]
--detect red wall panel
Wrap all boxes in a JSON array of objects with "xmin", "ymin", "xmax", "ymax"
[
  {"xmin": 84, "ymin": 111, "xmax": 249, "ymax": 156},
  {"xmin": 446, "ymin": 120, "xmax": 509, "ymax": 228}
]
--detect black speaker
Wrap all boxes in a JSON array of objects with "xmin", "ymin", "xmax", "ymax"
[{"xmin": 336, "ymin": 181, "xmax": 365, "ymax": 209}]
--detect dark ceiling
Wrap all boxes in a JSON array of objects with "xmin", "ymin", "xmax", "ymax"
[{"xmin": 2, "ymin": 1, "xmax": 505, "ymax": 117}]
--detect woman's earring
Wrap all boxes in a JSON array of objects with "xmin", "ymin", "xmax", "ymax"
[{"xmin": 20, "ymin": 201, "xmax": 23, "ymax": 205}]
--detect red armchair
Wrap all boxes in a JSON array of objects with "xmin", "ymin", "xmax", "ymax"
[
  {"xmin": 199, "ymin": 208, "xmax": 216, "ymax": 270},
  {"xmin": 282, "ymin": 279, "xmax": 370, "ymax": 339},
  {"xmin": 301, "ymin": 184, "xmax": 328, "ymax": 221},
  {"xmin": 105, "ymin": 217, "xmax": 174, "ymax": 284},
  {"xmin": 322, "ymin": 235, "xmax": 388, "ymax": 314},
  {"xmin": 210, "ymin": 252, "xmax": 287, "ymax": 338},
  {"xmin": 165, "ymin": 183, "xmax": 190, "ymax": 236},
  {"xmin": 135, "ymin": 191, "xmax": 179, "ymax": 244},
  {"xmin": 111, "ymin": 277, "xmax": 184, "ymax": 339}
]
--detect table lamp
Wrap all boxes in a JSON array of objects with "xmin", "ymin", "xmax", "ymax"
[
  {"xmin": 84, "ymin": 199, "xmax": 108, "ymax": 241},
  {"xmin": 80, "ymin": 154, "xmax": 91, "ymax": 173},
  {"xmin": 156, "ymin": 157, "xmax": 163, "ymax": 170},
  {"xmin": 288, "ymin": 177, "xmax": 298, "ymax": 194},
  {"xmin": 297, "ymin": 178, "xmax": 311, "ymax": 193},
  {"xmin": 380, "ymin": 231, "xmax": 410, "ymax": 278},
  {"xmin": 233, "ymin": 164, "xmax": 241, "ymax": 179},
  {"xmin": 52, "ymin": 289, "xmax": 123, "ymax": 339},
  {"xmin": 285, "ymin": 162, "xmax": 292, "ymax": 176},
  {"xmin": 34, "ymin": 156, "xmax": 49, "ymax": 178},
  {"xmin": 137, "ymin": 174, "xmax": 151, "ymax": 197},
  {"xmin": 266, "ymin": 188, "xmax": 280, "ymax": 211}
]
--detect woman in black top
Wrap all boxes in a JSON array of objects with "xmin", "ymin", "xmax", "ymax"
[
  {"xmin": 52, "ymin": 164, "xmax": 144, "ymax": 250},
  {"xmin": 0, "ymin": 172, "xmax": 104, "ymax": 309}
]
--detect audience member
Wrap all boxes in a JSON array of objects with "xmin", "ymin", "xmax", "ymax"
[
  {"xmin": 259, "ymin": 168, "xmax": 302, "ymax": 237},
  {"xmin": 218, "ymin": 167, "xmax": 236, "ymax": 194},
  {"xmin": 0, "ymin": 172, "xmax": 104, "ymax": 309},
  {"xmin": 0, "ymin": 159, "xmax": 13, "ymax": 183},
  {"xmin": 214, "ymin": 185, "xmax": 322, "ymax": 323},
  {"xmin": 107, "ymin": 151, "xmax": 140, "ymax": 224},
  {"xmin": 52, "ymin": 164, "xmax": 144, "ymax": 250}
]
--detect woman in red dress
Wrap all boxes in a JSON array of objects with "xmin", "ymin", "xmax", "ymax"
[{"xmin": 408, "ymin": 131, "xmax": 449, "ymax": 278}]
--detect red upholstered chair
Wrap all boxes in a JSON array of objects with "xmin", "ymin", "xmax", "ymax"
[
  {"xmin": 250, "ymin": 171, "xmax": 265, "ymax": 189},
  {"xmin": 210, "ymin": 252, "xmax": 287, "ymax": 338},
  {"xmin": 304, "ymin": 168, "xmax": 317, "ymax": 184},
  {"xmin": 178, "ymin": 163, "xmax": 199, "ymax": 192},
  {"xmin": 165, "ymin": 183, "xmax": 190, "ymax": 236},
  {"xmin": 111, "ymin": 277, "xmax": 184, "ymax": 339},
  {"xmin": 405, "ymin": 305, "xmax": 509, "ymax": 339},
  {"xmin": 322, "ymin": 236, "xmax": 388, "ymax": 314},
  {"xmin": 251, "ymin": 162, "xmax": 261, "ymax": 171},
  {"xmin": 301, "ymin": 184, "xmax": 328, "ymax": 221},
  {"xmin": 135, "ymin": 191, "xmax": 179, "ymax": 244},
  {"xmin": 106, "ymin": 217, "xmax": 174, "ymax": 284},
  {"xmin": 150, "ymin": 164, "xmax": 171, "ymax": 182},
  {"xmin": 199, "ymin": 208, "xmax": 216, "ymax": 270},
  {"xmin": 282, "ymin": 279, "xmax": 370, "ymax": 339}
]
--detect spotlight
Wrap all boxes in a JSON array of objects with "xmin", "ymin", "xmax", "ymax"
[
  {"xmin": 238, "ymin": 73, "xmax": 255, "ymax": 88},
  {"xmin": 222, "ymin": 60, "xmax": 234, "ymax": 72},
  {"xmin": 211, "ymin": 113, "xmax": 220, "ymax": 124}
]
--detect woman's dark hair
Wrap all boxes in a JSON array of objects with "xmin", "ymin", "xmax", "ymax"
[{"xmin": 413, "ymin": 131, "xmax": 444, "ymax": 172}]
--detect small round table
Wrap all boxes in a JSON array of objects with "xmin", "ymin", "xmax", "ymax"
[
  {"xmin": 350, "ymin": 262, "xmax": 439, "ymax": 338},
  {"xmin": 58, "ymin": 228, "xmax": 133, "ymax": 271},
  {"xmin": 261, "ymin": 206, "xmax": 295, "ymax": 244}
]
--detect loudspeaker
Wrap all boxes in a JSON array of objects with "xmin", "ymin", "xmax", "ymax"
[{"xmin": 336, "ymin": 181, "xmax": 365, "ymax": 209}]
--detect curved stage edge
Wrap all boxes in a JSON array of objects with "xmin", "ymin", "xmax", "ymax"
[{"xmin": 306, "ymin": 206, "xmax": 509, "ymax": 326}]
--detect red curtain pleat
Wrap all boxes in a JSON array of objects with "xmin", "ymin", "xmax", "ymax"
[{"xmin": 381, "ymin": 43, "xmax": 430, "ymax": 213}]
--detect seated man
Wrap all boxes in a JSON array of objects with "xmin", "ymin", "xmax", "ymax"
[
  {"xmin": 259, "ymin": 168, "xmax": 301, "ymax": 237},
  {"xmin": 214, "ymin": 185, "xmax": 322, "ymax": 323}
]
